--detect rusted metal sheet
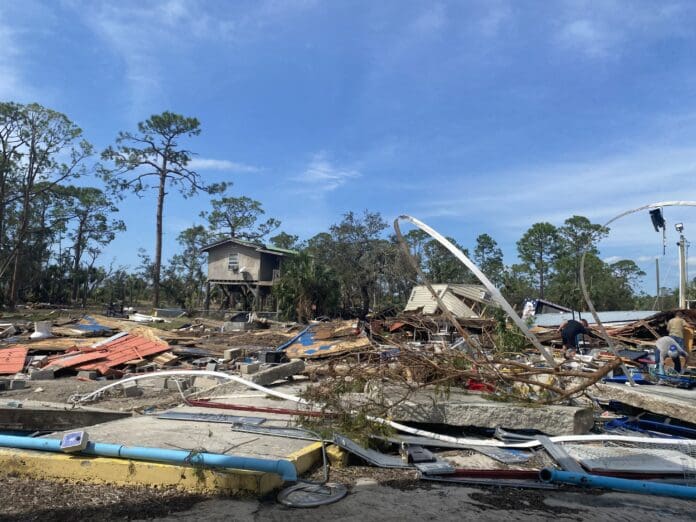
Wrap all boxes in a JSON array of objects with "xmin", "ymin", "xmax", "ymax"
[
  {"xmin": 43, "ymin": 350, "xmax": 106, "ymax": 370},
  {"xmin": 0, "ymin": 346, "xmax": 28, "ymax": 374},
  {"xmin": 76, "ymin": 335, "xmax": 169, "ymax": 374},
  {"xmin": 39, "ymin": 334, "xmax": 169, "ymax": 375}
]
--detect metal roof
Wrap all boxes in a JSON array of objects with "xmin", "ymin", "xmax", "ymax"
[
  {"xmin": 532, "ymin": 310, "xmax": 659, "ymax": 327},
  {"xmin": 201, "ymin": 237, "xmax": 298, "ymax": 256},
  {"xmin": 0, "ymin": 346, "xmax": 28, "ymax": 375},
  {"xmin": 42, "ymin": 334, "xmax": 169, "ymax": 375}
]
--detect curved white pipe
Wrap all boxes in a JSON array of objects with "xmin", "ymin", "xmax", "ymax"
[
  {"xmin": 74, "ymin": 370, "xmax": 310, "ymax": 405},
  {"xmin": 395, "ymin": 215, "xmax": 557, "ymax": 367}
]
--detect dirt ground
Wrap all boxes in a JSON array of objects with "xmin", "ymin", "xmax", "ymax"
[{"xmin": 2, "ymin": 472, "xmax": 694, "ymax": 522}]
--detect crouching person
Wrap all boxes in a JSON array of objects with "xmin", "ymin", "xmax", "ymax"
[{"xmin": 654, "ymin": 335, "xmax": 688, "ymax": 374}]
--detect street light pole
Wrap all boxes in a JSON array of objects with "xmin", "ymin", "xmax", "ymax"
[{"xmin": 676, "ymin": 223, "xmax": 687, "ymax": 309}]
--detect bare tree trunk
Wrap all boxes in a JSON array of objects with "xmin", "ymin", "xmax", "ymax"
[
  {"xmin": 71, "ymin": 220, "xmax": 84, "ymax": 302},
  {"xmin": 153, "ymin": 171, "xmax": 166, "ymax": 308}
]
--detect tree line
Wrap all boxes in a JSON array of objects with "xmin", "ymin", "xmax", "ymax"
[
  {"xmin": 0, "ymin": 101, "xmax": 681, "ymax": 316},
  {"xmin": 272, "ymin": 212, "xmax": 655, "ymax": 321}
]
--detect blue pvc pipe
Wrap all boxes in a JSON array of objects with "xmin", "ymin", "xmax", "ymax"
[
  {"xmin": 540, "ymin": 468, "xmax": 696, "ymax": 500},
  {"xmin": 0, "ymin": 434, "xmax": 297, "ymax": 481}
]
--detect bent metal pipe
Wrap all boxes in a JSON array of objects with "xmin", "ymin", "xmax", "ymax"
[
  {"xmin": 579, "ymin": 201, "xmax": 696, "ymax": 387},
  {"xmin": 393, "ymin": 215, "xmax": 557, "ymax": 367}
]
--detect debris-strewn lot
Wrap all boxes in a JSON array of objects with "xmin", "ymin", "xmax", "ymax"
[
  {"xmin": 2, "ymin": 303, "xmax": 696, "ymax": 518},
  {"xmin": 0, "ymin": 477, "xmax": 207, "ymax": 521}
]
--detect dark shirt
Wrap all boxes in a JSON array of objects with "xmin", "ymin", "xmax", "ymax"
[{"xmin": 561, "ymin": 320, "xmax": 588, "ymax": 348}]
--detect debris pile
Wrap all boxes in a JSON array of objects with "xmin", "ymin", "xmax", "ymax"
[{"xmin": 1, "ymin": 215, "xmax": 696, "ymax": 503}]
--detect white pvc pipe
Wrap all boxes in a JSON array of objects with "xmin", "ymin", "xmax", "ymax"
[
  {"xmin": 74, "ymin": 370, "xmax": 310, "ymax": 405},
  {"xmin": 395, "ymin": 215, "xmax": 557, "ymax": 367},
  {"xmin": 79, "ymin": 370, "xmax": 696, "ymax": 450}
]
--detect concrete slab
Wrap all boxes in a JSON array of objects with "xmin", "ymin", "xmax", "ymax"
[
  {"xmin": 249, "ymin": 360, "xmax": 305, "ymax": 386},
  {"xmin": 365, "ymin": 385, "xmax": 593, "ymax": 435},
  {"xmin": 592, "ymin": 382, "xmax": 696, "ymax": 424},
  {"xmin": 0, "ymin": 382, "xmax": 325, "ymax": 495},
  {"xmin": 48, "ymin": 406, "xmax": 315, "ymax": 458},
  {"xmin": 0, "ymin": 399, "xmax": 131, "ymax": 431}
]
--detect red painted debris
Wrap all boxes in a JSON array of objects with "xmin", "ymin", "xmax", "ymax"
[
  {"xmin": 41, "ymin": 334, "xmax": 169, "ymax": 376},
  {"xmin": 389, "ymin": 321, "xmax": 406, "ymax": 332},
  {"xmin": 0, "ymin": 345, "xmax": 28, "ymax": 375},
  {"xmin": 76, "ymin": 335, "xmax": 168, "ymax": 374}
]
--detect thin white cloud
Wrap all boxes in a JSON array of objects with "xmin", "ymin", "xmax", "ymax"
[
  {"xmin": 554, "ymin": 1, "xmax": 695, "ymax": 59},
  {"xmin": 0, "ymin": 10, "xmax": 41, "ymax": 101},
  {"xmin": 188, "ymin": 158, "xmax": 260, "ymax": 173},
  {"xmin": 603, "ymin": 255, "xmax": 623, "ymax": 264},
  {"xmin": 557, "ymin": 18, "xmax": 615, "ymax": 58},
  {"xmin": 70, "ymin": 0, "xmax": 319, "ymax": 115},
  {"xmin": 293, "ymin": 153, "xmax": 361, "ymax": 194}
]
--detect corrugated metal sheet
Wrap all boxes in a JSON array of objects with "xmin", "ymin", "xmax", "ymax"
[
  {"xmin": 44, "ymin": 351, "xmax": 106, "ymax": 370},
  {"xmin": 76, "ymin": 335, "xmax": 169, "ymax": 374},
  {"xmin": 532, "ymin": 311, "xmax": 658, "ymax": 327},
  {"xmin": 0, "ymin": 346, "xmax": 28, "ymax": 374},
  {"xmin": 40, "ymin": 334, "xmax": 169, "ymax": 375}
]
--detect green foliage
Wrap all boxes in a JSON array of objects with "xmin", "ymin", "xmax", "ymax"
[
  {"xmin": 270, "ymin": 231, "xmax": 299, "ymax": 250},
  {"xmin": 161, "ymin": 225, "xmax": 211, "ymax": 310},
  {"xmin": 307, "ymin": 210, "xmax": 393, "ymax": 317},
  {"xmin": 474, "ymin": 233, "xmax": 504, "ymax": 286},
  {"xmin": 273, "ymin": 251, "xmax": 339, "ymax": 321},
  {"xmin": 516, "ymin": 222, "xmax": 560, "ymax": 299},
  {"xmin": 0, "ymin": 102, "xmax": 94, "ymax": 306},
  {"xmin": 201, "ymin": 195, "xmax": 280, "ymax": 241},
  {"xmin": 493, "ymin": 309, "xmax": 530, "ymax": 354},
  {"xmin": 100, "ymin": 111, "xmax": 227, "ymax": 307},
  {"xmin": 422, "ymin": 236, "xmax": 474, "ymax": 284}
]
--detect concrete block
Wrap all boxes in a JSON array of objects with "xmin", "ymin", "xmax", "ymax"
[
  {"xmin": 249, "ymin": 360, "xmax": 305, "ymax": 386},
  {"xmin": 240, "ymin": 362, "xmax": 260, "ymax": 375},
  {"xmin": 121, "ymin": 381, "xmax": 143, "ymax": 398},
  {"xmin": 30, "ymin": 368, "xmax": 55, "ymax": 380},
  {"xmin": 10, "ymin": 380, "xmax": 27, "ymax": 390},
  {"xmin": 205, "ymin": 362, "xmax": 218, "ymax": 372},
  {"xmin": 77, "ymin": 371, "xmax": 98, "ymax": 380},
  {"xmin": 192, "ymin": 376, "xmax": 220, "ymax": 391},
  {"xmin": 223, "ymin": 348, "xmax": 242, "ymax": 362},
  {"xmin": 164, "ymin": 377, "xmax": 191, "ymax": 391}
]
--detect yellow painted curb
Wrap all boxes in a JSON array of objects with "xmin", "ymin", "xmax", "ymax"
[
  {"xmin": 326, "ymin": 444, "xmax": 348, "ymax": 468},
  {"xmin": 0, "ymin": 441, "xmax": 324, "ymax": 495},
  {"xmin": 287, "ymin": 441, "xmax": 323, "ymax": 474}
]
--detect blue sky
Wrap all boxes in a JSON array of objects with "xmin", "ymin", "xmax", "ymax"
[{"xmin": 1, "ymin": 0, "xmax": 696, "ymax": 291}]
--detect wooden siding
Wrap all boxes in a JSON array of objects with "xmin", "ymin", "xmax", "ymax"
[{"xmin": 207, "ymin": 243, "xmax": 262, "ymax": 282}]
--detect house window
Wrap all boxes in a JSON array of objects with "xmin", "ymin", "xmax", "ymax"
[{"xmin": 228, "ymin": 253, "xmax": 239, "ymax": 272}]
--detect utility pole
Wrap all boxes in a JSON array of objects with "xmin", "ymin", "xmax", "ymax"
[
  {"xmin": 655, "ymin": 257, "xmax": 660, "ymax": 311},
  {"xmin": 676, "ymin": 223, "xmax": 687, "ymax": 309}
]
